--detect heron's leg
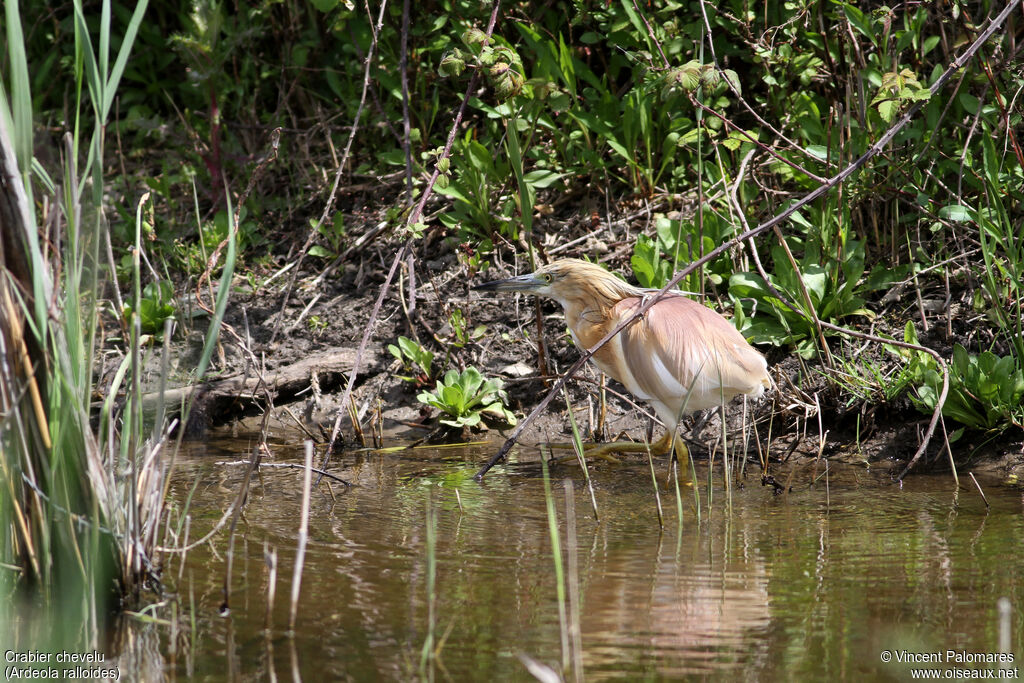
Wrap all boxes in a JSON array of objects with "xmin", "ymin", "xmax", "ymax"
[
  {"xmin": 668, "ymin": 432, "xmax": 690, "ymax": 462},
  {"xmin": 647, "ymin": 428, "xmax": 690, "ymax": 462}
]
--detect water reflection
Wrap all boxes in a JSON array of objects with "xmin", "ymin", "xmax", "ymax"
[{"xmin": 114, "ymin": 438, "xmax": 1024, "ymax": 681}]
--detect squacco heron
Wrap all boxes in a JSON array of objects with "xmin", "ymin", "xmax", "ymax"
[{"xmin": 474, "ymin": 259, "xmax": 770, "ymax": 457}]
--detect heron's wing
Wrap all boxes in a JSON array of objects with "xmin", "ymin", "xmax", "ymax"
[{"xmin": 613, "ymin": 295, "xmax": 768, "ymax": 412}]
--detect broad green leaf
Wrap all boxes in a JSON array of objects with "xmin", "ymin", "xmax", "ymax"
[
  {"xmin": 843, "ymin": 4, "xmax": 875, "ymax": 42},
  {"xmin": 938, "ymin": 204, "xmax": 973, "ymax": 222},
  {"xmin": 877, "ymin": 99, "xmax": 898, "ymax": 123},
  {"xmin": 522, "ymin": 169, "xmax": 566, "ymax": 188}
]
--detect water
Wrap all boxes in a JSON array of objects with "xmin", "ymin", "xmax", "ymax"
[{"xmin": 139, "ymin": 436, "xmax": 1024, "ymax": 681}]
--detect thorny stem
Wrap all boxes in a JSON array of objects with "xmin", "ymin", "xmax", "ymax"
[{"xmin": 475, "ymin": 1, "xmax": 1019, "ymax": 479}]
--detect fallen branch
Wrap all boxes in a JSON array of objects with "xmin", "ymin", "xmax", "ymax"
[{"xmin": 130, "ymin": 348, "xmax": 362, "ymax": 427}]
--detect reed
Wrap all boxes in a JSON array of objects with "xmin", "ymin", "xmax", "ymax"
[
  {"xmin": 419, "ymin": 496, "xmax": 438, "ymax": 681},
  {"xmin": 646, "ymin": 439, "xmax": 665, "ymax": 529},
  {"xmin": 998, "ymin": 597, "xmax": 1011, "ymax": 658},
  {"xmin": 288, "ymin": 442, "xmax": 315, "ymax": 633},
  {"xmin": 264, "ymin": 541, "xmax": 278, "ymax": 633},
  {"xmin": 562, "ymin": 387, "xmax": 599, "ymax": 519},
  {"xmin": 685, "ymin": 439, "xmax": 702, "ymax": 525},
  {"xmin": 563, "ymin": 479, "xmax": 584, "ymax": 683},
  {"xmin": 540, "ymin": 456, "xmax": 570, "ymax": 674},
  {"xmin": 0, "ymin": 0, "xmax": 235, "ymax": 651},
  {"xmin": 671, "ymin": 457, "xmax": 685, "ymax": 547}
]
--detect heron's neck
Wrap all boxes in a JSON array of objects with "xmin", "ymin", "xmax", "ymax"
[
  {"xmin": 551, "ymin": 276, "xmax": 645, "ymax": 338},
  {"xmin": 558, "ymin": 291, "xmax": 631, "ymax": 340}
]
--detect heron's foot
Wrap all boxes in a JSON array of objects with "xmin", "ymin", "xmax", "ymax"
[
  {"xmin": 546, "ymin": 442, "xmax": 624, "ymax": 465},
  {"xmin": 548, "ymin": 446, "xmax": 622, "ymax": 466},
  {"xmin": 668, "ymin": 436, "xmax": 690, "ymax": 462},
  {"xmin": 546, "ymin": 431, "xmax": 686, "ymax": 464}
]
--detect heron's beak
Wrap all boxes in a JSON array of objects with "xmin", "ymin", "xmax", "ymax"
[{"xmin": 472, "ymin": 272, "xmax": 545, "ymax": 293}]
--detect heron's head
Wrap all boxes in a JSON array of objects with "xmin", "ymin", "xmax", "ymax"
[{"xmin": 473, "ymin": 259, "xmax": 642, "ymax": 307}]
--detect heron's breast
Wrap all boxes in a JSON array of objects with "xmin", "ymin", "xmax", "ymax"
[{"xmin": 568, "ymin": 311, "xmax": 645, "ymax": 396}]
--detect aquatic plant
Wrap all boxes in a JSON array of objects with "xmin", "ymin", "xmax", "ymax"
[
  {"xmin": 417, "ymin": 367, "xmax": 517, "ymax": 430},
  {"xmin": 388, "ymin": 335, "xmax": 435, "ymax": 385}
]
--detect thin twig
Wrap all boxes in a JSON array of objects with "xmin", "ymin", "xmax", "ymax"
[
  {"xmin": 270, "ymin": 0, "xmax": 390, "ymax": 345},
  {"xmin": 690, "ymin": 97, "xmax": 828, "ymax": 183},
  {"xmin": 697, "ymin": 0, "xmax": 828, "ymax": 175},
  {"xmin": 318, "ymin": 0, "xmax": 504, "ymax": 480},
  {"xmin": 968, "ymin": 472, "xmax": 990, "ymax": 509},
  {"xmin": 215, "ymin": 459, "xmax": 352, "ymax": 486},
  {"xmin": 631, "ymin": 0, "xmax": 670, "ymax": 69}
]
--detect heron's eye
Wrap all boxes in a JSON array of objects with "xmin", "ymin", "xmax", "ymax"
[{"xmin": 541, "ymin": 273, "xmax": 553, "ymax": 284}]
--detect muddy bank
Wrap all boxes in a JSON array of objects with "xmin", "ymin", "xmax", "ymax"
[{"xmin": 107, "ymin": 225, "xmax": 1024, "ymax": 484}]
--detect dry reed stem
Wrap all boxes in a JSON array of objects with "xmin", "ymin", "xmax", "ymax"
[
  {"xmin": 646, "ymin": 440, "xmax": 664, "ymax": 529},
  {"xmin": 968, "ymin": 472, "xmax": 990, "ymax": 508},
  {"xmin": 288, "ymin": 441, "xmax": 314, "ymax": 633},
  {"xmin": 265, "ymin": 540, "xmax": 278, "ymax": 632},
  {"xmin": 1, "ymin": 289, "xmax": 50, "ymax": 450},
  {"xmin": 319, "ymin": 0, "xmax": 504, "ymax": 474}
]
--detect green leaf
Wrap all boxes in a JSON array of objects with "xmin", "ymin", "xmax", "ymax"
[
  {"xmin": 958, "ymin": 93, "xmax": 980, "ymax": 115},
  {"xmin": 721, "ymin": 69, "xmax": 741, "ymax": 96},
  {"xmin": 801, "ymin": 266, "xmax": 827, "ymax": 305},
  {"xmin": 843, "ymin": 4, "xmax": 875, "ymax": 42},
  {"xmin": 441, "ymin": 385, "xmax": 464, "ymax": 413},
  {"xmin": 668, "ymin": 61, "xmax": 702, "ymax": 91},
  {"xmin": 877, "ymin": 99, "xmax": 898, "ymax": 123},
  {"xmin": 462, "ymin": 28, "xmax": 489, "ymax": 49},
  {"xmin": 939, "ymin": 204, "xmax": 973, "ymax": 222},
  {"xmin": 522, "ymin": 169, "xmax": 566, "ymax": 189},
  {"xmin": 806, "ymin": 144, "xmax": 831, "ymax": 161}
]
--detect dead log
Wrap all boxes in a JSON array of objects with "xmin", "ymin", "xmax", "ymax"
[{"xmin": 135, "ymin": 347, "xmax": 373, "ymax": 434}]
